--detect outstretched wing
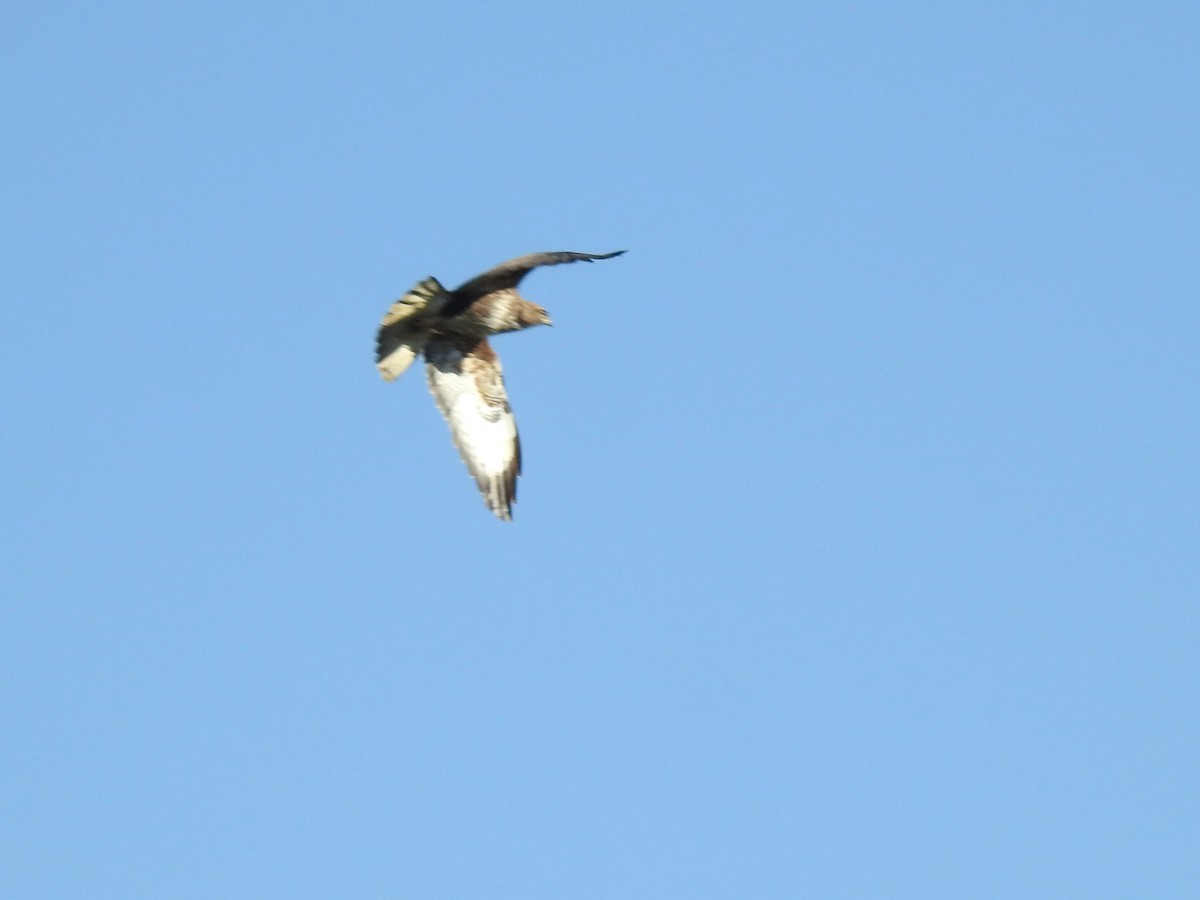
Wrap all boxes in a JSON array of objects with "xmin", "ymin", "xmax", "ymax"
[
  {"xmin": 452, "ymin": 250, "xmax": 625, "ymax": 299},
  {"xmin": 376, "ymin": 277, "xmax": 448, "ymax": 381},
  {"xmin": 424, "ymin": 335, "xmax": 521, "ymax": 520}
]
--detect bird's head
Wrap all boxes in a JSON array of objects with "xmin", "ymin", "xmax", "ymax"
[{"xmin": 521, "ymin": 305, "xmax": 552, "ymax": 328}]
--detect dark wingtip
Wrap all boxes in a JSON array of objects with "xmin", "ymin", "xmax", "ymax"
[{"xmin": 591, "ymin": 250, "xmax": 626, "ymax": 261}]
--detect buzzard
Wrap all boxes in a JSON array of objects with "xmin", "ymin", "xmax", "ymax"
[{"xmin": 375, "ymin": 250, "xmax": 625, "ymax": 520}]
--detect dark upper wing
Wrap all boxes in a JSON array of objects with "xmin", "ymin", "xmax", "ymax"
[{"xmin": 452, "ymin": 250, "xmax": 625, "ymax": 299}]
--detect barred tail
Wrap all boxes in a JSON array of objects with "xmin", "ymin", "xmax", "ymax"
[{"xmin": 375, "ymin": 277, "xmax": 447, "ymax": 381}]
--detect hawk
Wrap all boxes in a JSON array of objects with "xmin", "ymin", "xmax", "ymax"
[{"xmin": 376, "ymin": 250, "xmax": 625, "ymax": 520}]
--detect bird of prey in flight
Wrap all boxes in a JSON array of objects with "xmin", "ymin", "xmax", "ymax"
[{"xmin": 375, "ymin": 250, "xmax": 625, "ymax": 520}]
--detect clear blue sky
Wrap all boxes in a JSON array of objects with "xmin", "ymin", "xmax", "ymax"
[{"xmin": 3, "ymin": 2, "xmax": 1197, "ymax": 897}]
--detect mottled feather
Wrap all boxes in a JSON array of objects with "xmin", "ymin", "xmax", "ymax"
[{"xmin": 424, "ymin": 336, "xmax": 521, "ymax": 521}]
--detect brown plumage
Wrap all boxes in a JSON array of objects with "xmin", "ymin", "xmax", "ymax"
[{"xmin": 375, "ymin": 250, "xmax": 624, "ymax": 520}]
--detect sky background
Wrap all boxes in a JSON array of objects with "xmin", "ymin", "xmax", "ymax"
[{"xmin": 2, "ymin": 2, "xmax": 1197, "ymax": 897}]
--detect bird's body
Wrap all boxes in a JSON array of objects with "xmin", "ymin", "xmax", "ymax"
[{"xmin": 376, "ymin": 250, "xmax": 624, "ymax": 520}]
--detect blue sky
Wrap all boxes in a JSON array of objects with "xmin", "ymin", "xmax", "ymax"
[{"xmin": 2, "ymin": 2, "xmax": 1197, "ymax": 896}]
